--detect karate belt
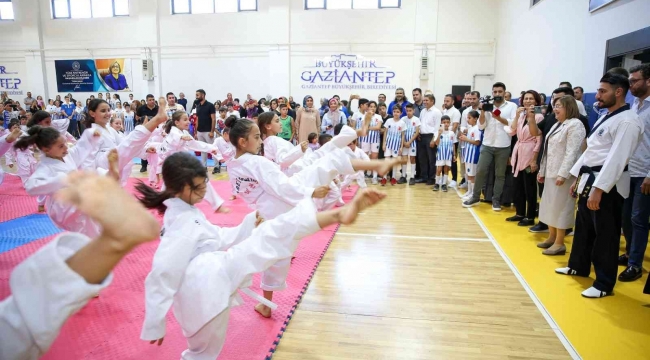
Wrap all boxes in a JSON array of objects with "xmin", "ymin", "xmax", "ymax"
[
  {"xmin": 240, "ymin": 288, "xmax": 278, "ymax": 310},
  {"xmin": 574, "ymin": 165, "xmax": 628, "ymax": 199}
]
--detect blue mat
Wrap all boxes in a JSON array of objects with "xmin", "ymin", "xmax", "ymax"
[
  {"xmin": 0, "ymin": 214, "xmax": 62, "ymax": 253},
  {"xmin": 132, "ymin": 155, "xmax": 216, "ymax": 167}
]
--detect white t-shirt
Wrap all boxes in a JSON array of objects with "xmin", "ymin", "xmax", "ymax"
[
  {"xmin": 442, "ymin": 106, "xmax": 462, "ymax": 143},
  {"xmin": 576, "ymin": 99, "xmax": 587, "ymax": 117},
  {"xmin": 227, "ymin": 110, "xmax": 240, "ymax": 119}
]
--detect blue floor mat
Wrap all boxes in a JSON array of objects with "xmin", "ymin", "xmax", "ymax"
[
  {"xmin": 0, "ymin": 214, "xmax": 62, "ymax": 253},
  {"xmin": 132, "ymin": 155, "xmax": 215, "ymax": 167}
]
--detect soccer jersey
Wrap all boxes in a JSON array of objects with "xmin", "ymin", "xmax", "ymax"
[
  {"xmin": 435, "ymin": 130, "xmax": 455, "ymax": 162},
  {"xmin": 402, "ymin": 116, "xmax": 420, "ymax": 148},
  {"xmin": 124, "ymin": 111, "xmax": 135, "ymax": 133},
  {"xmin": 352, "ymin": 111, "xmax": 365, "ymax": 143},
  {"xmin": 384, "ymin": 118, "xmax": 406, "ymax": 152},
  {"xmin": 366, "ymin": 114, "xmax": 383, "ymax": 144},
  {"xmin": 462, "ymin": 125, "xmax": 483, "ymax": 164}
]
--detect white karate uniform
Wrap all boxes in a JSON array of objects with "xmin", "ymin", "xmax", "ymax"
[
  {"xmin": 341, "ymin": 146, "xmax": 369, "ymax": 189},
  {"xmin": 141, "ymin": 198, "xmax": 321, "ymax": 360},
  {"xmin": 228, "ymin": 148, "xmax": 354, "ymax": 290},
  {"xmin": 0, "ymin": 132, "xmax": 12, "ymax": 185},
  {"xmin": 212, "ymin": 137, "xmax": 234, "ymax": 163},
  {"xmin": 83, "ymin": 123, "xmax": 153, "ymax": 178},
  {"xmin": 0, "ymin": 233, "xmax": 112, "ymax": 360},
  {"xmin": 51, "ymin": 118, "xmax": 69, "ymax": 134},
  {"xmin": 5, "ymin": 131, "xmax": 37, "ymax": 184},
  {"xmin": 571, "ymin": 108, "xmax": 644, "ymax": 198},
  {"xmin": 144, "ymin": 125, "xmax": 165, "ymax": 184},
  {"xmin": 262, "ymin": 136, "xmax": 305, "ymax": 173},
  {"xmin": 25, "ymin": 130, "xmax": 103, "ymax": 237},
  {"xmin": 156, "ymin": 126, "xmax": 224, "ymax": 211}
]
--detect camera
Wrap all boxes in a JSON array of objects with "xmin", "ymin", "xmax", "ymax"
[
  {"xmin": 533, "ymin": 106, "xmax": 544, "ymax": 114},
  {"xmin": 480, "ymin": 96, "xmax": 494, "ymax": 112}
]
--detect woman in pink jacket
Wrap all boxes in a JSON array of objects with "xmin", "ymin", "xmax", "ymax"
[{"xmin": 506, "ymin": 90, "xmax": 544, "ymax": 226}]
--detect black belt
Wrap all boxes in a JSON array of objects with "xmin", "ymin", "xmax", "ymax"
[{"xmin": 574, "ymin": 165, "xmax": 628, "ymax": 198}]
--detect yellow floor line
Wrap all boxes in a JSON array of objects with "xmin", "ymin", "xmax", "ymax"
[{"xmin": 468, "ymin": 195, "xmax": 650, "ymax": 360}]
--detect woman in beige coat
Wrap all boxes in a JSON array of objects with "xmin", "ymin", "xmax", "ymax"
[
  {"xmin": 296, "ymin": 95, "xmax": 321, "ymax": 143},
  {"xmin": 534, "ymin": 95, "xmax": 586, "ymax": 255}
]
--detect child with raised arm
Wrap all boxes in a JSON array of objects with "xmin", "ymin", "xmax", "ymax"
[{"xmin": 434, "ymin": 115, "xmax": 456, "ymax": 192}]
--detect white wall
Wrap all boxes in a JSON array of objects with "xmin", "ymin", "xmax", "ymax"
[
  {"xmin": 0, "ymin": 0, "xmax": 498, "ymax": 106},
  {"xmin": 495, "ymin": 0, "xmax": 650, "ymax": 96}
]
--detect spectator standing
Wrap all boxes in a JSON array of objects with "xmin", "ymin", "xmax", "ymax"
[
  {"xmin": 194, "ymin": 89, "xmax": 216, "ymax": 169},
  {"xmin": 619, "ymin": 64, "xmax": 650, "ymax": 283},
  {"xmin": 462, "ymin": 82, "xmax": 517, "ymax": 211}
]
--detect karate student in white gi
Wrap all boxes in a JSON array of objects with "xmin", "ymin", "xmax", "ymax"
[
  {"xmin": 139, "ymin": 151, "xmax": 387, "ymax": 360},
  {"xmin": 0, "ymin": 126, "xmax": 22, "ymax": 185},
  {"xmin": 226, "ymin": 115, "xmax": 403, "ymax": 318}
]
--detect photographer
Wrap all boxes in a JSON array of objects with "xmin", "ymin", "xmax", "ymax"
[{"xmin": 462, "ymin": 82, "xmax": 517, "ymax": 211}]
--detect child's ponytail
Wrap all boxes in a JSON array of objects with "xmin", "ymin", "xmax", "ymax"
[
  {"xmin": 13, "ymin": 126, "xmax": 60, "ymax": 151},
  {"xmin": 135, "ymin": 152, "xmax": 208, "ymax": 214}
]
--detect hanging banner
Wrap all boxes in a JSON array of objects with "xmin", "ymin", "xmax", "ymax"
[
  {"xmin": 0, "ymin": 64, "xmax": 24, "ymax": 96},
  {"xmin": 55, "ymin": 59, "xmax": 132, "ymax": 92},
  {"xmin": 299, "ymin": 54, "xmax": 397, "ymax": 91}
]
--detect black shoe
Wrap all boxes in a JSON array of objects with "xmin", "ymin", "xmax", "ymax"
[
  {"xmin": 433, "ymin": 184, "xmax": 440, "ymax": 191},
  {"xmin": 215, "ymin": 165, "xmax": 221, "ymax": 173},
  {"xmin": 414, "ymin": 178, "xmax": 425, "ymax": 184},
  {"xmin": 408, "ymin": 178, "xmax": 415, "ymax": 185},
  {"xmin": 459, "ymin": 178, "xmax": 466, "ymax": 186},
  {"xmin": 462, "ymin": 198, "xmax": 480, "ymax": 208},
  {"xmin": 492, "ymin": 200, "xmax": 501, "ymax": 211},
  {"xmin": 426, "ymin": 179, "xmax": 435, "ymax": 186},
  {"xmin": 441, "ymin": 184, "xmax": 448, "ymax": 192},
  {"xmin": 565, "ymin": 228, "xmax": 573, "ymax": 236},
  {"xmin": 618, "ymin": 254, "xmax": 629, "ymax": 266},
  {"xmin": 506, "ymin": 215, "xmax": 525, "ymax": 222},
  {"xmin": 139, "ymin": 166, "xmax": 147, "ymax": 173},
  {"xmin": 212, "ymin": 167, "xmax": 219, "ymax": 174},
  {"xmin": 618, "ymin": 266, "xmax": 642, "ymax": 282},
  {"xmin": 529, "ymin": 223, "xmax": 549, "ymax": 233},
  {"xmin": 518, "ymin": 218, "xmax": 535, "ymax": 227},
  {"xmin": 397, "ymin": 177, "xmax": 407, "ymax": 184}
]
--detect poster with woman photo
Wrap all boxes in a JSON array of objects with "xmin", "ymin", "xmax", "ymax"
[{"xmin": 55, "ymin": 58, "xmax": 132, "ymax": 92}]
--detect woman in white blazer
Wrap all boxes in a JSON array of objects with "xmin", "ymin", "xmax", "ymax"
[{"xmin": 535, "ymin": 95, "xmax": 586, "ymax": 255}]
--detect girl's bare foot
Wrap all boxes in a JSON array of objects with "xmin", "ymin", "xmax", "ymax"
[
  {"xmin": 229, "ymin": 195, "xmax": 237, "ymax": 200},
  {"xmin": 54, "ymin": 172, "xmax": 160, "ymax": 249},
  {"xmin": 38, "ymin": 205, "xmax": 45, "ymax": 213},
  {"xmin": 107, "ymin": 149, "xmax": 120, "ymax": 181},
  {"xmin": 152, "ymin": 98, "xmax": 168, "ymax": 126},
  {"xmin": 254, "ymin": 303, "xmax": 272, "ymax": 318},
  {"xmin": 338, "ymin": 188, "xmax": 386, "ymax": 225},
  {"xmin": 377, "ymin": 158, "xmax": 406, "ymax": 177}
]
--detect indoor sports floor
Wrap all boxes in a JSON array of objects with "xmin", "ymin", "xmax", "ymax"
[{"xmin": 1, "ymin": 159, "xmax": 648, "ymax": 359}]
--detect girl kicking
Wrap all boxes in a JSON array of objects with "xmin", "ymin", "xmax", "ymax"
[
  {"xmin": 0, "ymin": 126, "xmax": 22, "ymax": 185},
  {"xmin": 138, "ymin": 152, "xmax": 386, "ymax": 360},
  {"xmin": 226, "ymin": 116, "xmax": 403, "ymax": 318}
]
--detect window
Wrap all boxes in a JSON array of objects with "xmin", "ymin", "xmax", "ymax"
[
  {"xmin": 305, "ymin": 0, "xmax": 400, "ymax": 10},
  {"xmin": 171, "ymin": 0, "xmax": 257, "ymax": 14},
  {"xmin": 0, "ymin": 0, "xmax": 14, "ymax": 20},
  {"xmin": 51, "ymin": 0, "xmax": 129, "ymax": 19}
]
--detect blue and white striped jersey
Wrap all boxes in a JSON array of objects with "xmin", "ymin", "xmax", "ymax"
[
  {"xmin": 366, "ymin": 114, "xmax": 382, "ymax": 144},
  {"xmin": 402, "ymin": 116, "xmax": 420, "ymax": 148},
  {"xmin": 352, "ymin": 111, "xmax": 365, "ymax": 143},
  {"xmin": 435, "ymin": 130, "xmax": 455, "ymax": 161},
  {"xmin": 384, "ymin": 118, "xmax": 406, "ymax": 152},
  {"xmin": 462, "ymin": 125, "xmax": 483, "ymax": 164}
]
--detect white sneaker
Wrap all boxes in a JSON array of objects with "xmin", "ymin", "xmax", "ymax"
[
  {"xmin": 449, "ymin": 180, "xmax": 457, "ymax": 188},
  {"xmin": 459, "ymin": 182, "xmax": 468, "ymax": 189},
  {"xmin": 372, "ymin": 178, "xmax": 378, "ymax": 185},
  {"xmin": 581, "ymin": 286, "xmax": 611, "ymax": 298}
]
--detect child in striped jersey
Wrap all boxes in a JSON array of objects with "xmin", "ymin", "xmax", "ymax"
[
  {"xmin": 399, "ymin": 104, "xmax": 420, "ymax": 185},
  {"xmin": 352, "ymin": 98, "xmax": 369, "ymax": 147},
  {"xmin": 360, "ymin": 101, "xmax": 383, "ymax": 184},
  {"xmin": 459, "ymin": 110, "xmax": 482, "ymax": 201},
  {"xmin": 382, "ymin": 107, "xmax": 406, "ymax": 186},
  {"xmin": 433, "ymin": 115, "xmax": 456, "ymax": 192}
]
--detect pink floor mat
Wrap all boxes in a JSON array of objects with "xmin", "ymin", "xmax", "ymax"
[{"xmin": 0, "ymin": 178, "xmax": 356, "ymax": 360}]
